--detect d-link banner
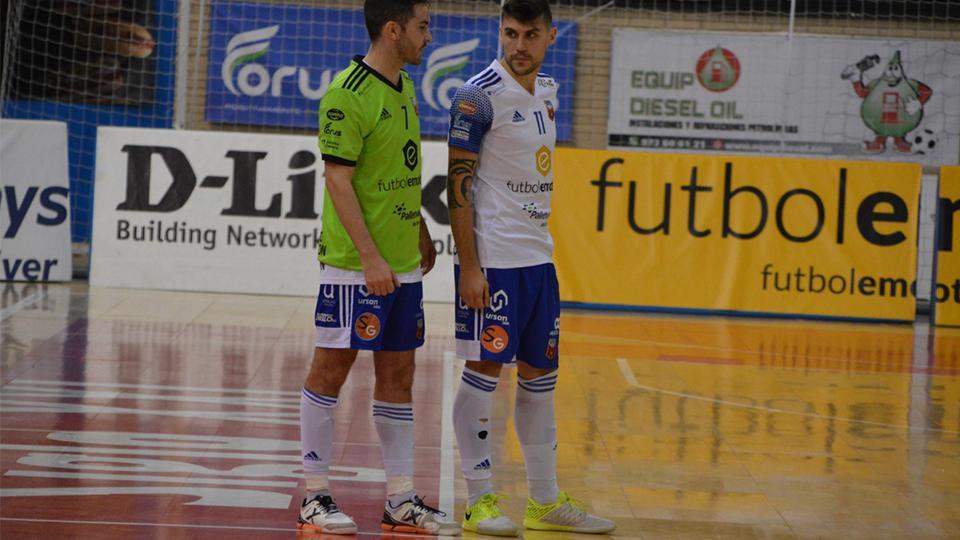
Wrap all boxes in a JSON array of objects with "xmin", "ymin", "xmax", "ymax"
[
  {"xmin": 552, "ymin": 149, "xmax": 922, "ymax": 321},
  {"xmin": 91, "ymin": 128, "xmax": 456, "ymax": 300},
  {"xmin": 935, "ymin": 165, "xmax": 960, "ymax": 326}
]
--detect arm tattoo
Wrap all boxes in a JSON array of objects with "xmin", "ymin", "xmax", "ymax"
[{"xmin": 447, "ymin": 158, "xmax": 476, "ymax": 210}]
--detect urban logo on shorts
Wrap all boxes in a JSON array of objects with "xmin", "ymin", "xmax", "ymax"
[
  {"xmin": 490, "ymin": 289, "xmax": 509, "ymax": 313},
  {"xmin": 355, "ymin": 313, "xmax": 381, "ymax": 341},
  {"xmin": 481, "ymin": 325, "xmax": 509, "ymax": 354}
]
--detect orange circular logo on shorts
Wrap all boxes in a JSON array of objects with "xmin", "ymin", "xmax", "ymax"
[
  {"xmin": 355, "ymin": 313, "xmax": 381, "ymax": 341},
  {"xmin": 481, "ymin": 325, "xmax": 509, "ymax": 354}
]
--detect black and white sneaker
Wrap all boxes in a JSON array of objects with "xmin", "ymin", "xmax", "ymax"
[
  {"xmin": 297, "ymin": 492, "xmax": 358, "ymax": 535},
  {"xmin": 381, "ymin": 494, "xmax": 461, "ymax": 536}
]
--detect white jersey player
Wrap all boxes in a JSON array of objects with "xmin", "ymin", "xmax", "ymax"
[{"xmin": 446, "ymin": 0, "xmax": 616, "ymax": 536}]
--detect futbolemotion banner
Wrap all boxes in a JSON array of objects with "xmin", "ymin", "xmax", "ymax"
[
  {"xmin": 205, "ymin": 2, "xmax": 577, "ymax": 141},
  {"xmin": 552, "ymin": 149, "xmax": 922, "ymax": 321},
  {"xmin": 92, "ymin": 128, "xmax": 456, "ymax": 301},
  {"xmin": 935, "ymin": 165, "xmax": 960, "ymax": 326},
  {"xmin": 607, "ymin": 30, "xmax": 960, "ymax": 167}
]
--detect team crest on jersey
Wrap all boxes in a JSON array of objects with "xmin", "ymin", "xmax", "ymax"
[
  {"xmin": 544, "ymin": 100, "xmax": 555, "ymax": 121},
  {"xmin": 355, "ymin": 313, "xmax": 381, "ymax": 341},
  {"xmin": 458, "ymin": 100, "xmax": 477, "ymax": 115}
]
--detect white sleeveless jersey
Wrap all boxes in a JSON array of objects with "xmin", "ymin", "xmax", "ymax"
[{"xmin": 448, "ymin": 60, "xmax": 559, "ymax": 269}]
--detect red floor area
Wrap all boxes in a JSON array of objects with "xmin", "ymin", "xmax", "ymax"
[{"xmin": 1, "ymin": 291, "xmax": 453, "ymax": 538}]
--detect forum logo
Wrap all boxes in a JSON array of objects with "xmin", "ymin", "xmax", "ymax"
[{"xmin": 222, "ymin": 26, "xmax": 334, "ymax": 99}]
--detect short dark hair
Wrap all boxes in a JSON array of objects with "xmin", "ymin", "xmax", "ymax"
[
  {"xmin": 364, "ymin": 0, "xmax": 428, "ymax": 41},
  {"xmin": 501, "ymin": 0, "xmax": 553, "ymax": 27}
]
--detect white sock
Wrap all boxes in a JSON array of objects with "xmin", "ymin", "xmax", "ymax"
[
  {"xmin": 454, "ymin": 368, "xmax": 498, "ymax": 506},
  {"xmin": 373, "ymin": 400, "xmax": 414, "ymax": 496},
  {"xmin": 515, "ymin": 372, "xmax": 559, "ymax": 505},
  {"xmin": 300, "ymin": 387, "xmax": 337, "ymax": 492}
]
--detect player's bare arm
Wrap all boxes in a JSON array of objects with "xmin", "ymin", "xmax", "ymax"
[
  {"xmin": 323, "ymin": 161, "xmax": 399, "ymax": 295},
  {"xmin": 447, "ymin": 147, "xmax": 489, "ymax": 308}
]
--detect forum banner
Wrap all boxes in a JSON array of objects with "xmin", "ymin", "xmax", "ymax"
[
  {"xmin": 552, "ymin": 149, "xmax": 922, "ymax": 321},
  {"xmin": 934, "ymin": 165, "xmax": 960, "ymax": 326}
]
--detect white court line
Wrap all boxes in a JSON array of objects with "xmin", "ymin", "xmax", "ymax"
[
  {"xmin": 439, "ymin": 351, "xmax": 457, "ymax": 517},
  {"xmin": 4, "ymin": 469, "xmax": 297, "ymax": 488},
  {"xmin": 0, "ymin": 398, "xmax": 299, "ymax": 426},
  {"xmin": 0, "ymin": 431, "xmax": 442, "ymax": 451},
  {"xmin": 0, "ymin": 443, "xmax": 303, "ymax": 462},
  {"xmin": 7, "ymin": 379, "xmax": 301, "ymax": 397},
  {"xmin": 0, "ymin": 517, "xmax": 292, "ymax": 533},
  {"xmin": 616, "ymin": 357, "xmax": 960, "ymax": 435},
  {"xmin": 1, "ymin": 386, "xmax": 298, "ymax": 408},
  {"xmin": 0, "ymin": 517, "xmax": 459, "ymax": 538},
  {"xmin": 0, "ymin": 288, "xmax": 46, "ymax": 321}
]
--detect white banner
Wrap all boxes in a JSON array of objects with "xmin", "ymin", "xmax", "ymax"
[
  {"xmin": 608, "ymin": 30, "xmax": 960, "ymax": 166},
  {"xmin": 1, "ymin": 120, "xmax": 73, "ymax": 282},
  {"xmin": 91, "ymin": 128, "xmax": 455, "ymax": 302}
]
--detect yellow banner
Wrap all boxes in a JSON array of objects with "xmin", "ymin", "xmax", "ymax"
[
  {"xmin": 934, "ymin": 166, "xmax": 960, "ymax": 326},
  {"xmin": 552, "ymin": 149, "xmax": 922, "ymax": 321}
]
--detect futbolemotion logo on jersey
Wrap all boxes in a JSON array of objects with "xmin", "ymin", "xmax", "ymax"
[{"xmin": 206, "ymin": 2, "xmax": 578, "ymax": 141}]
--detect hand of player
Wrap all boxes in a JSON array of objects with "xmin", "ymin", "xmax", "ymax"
[
  {"xmin": 419, "ymin": 221, "xmax": 437, "ymax": 276},
  {"xmin": 459, "ymin": 266, "xmax": 489, "ymax": 310},
  {"xmin": 361, "ymin": 253, "xmax": 400, "ymax": 296}
]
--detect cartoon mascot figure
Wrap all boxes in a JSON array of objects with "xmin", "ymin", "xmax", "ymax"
[{"xmin": 842, "ymin": 50, "xmax": 932, "ymax": 153}]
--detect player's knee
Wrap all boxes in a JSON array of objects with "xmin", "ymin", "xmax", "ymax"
[
  {"xmin": 373, "ymin": 366, "xmax": 414, "ymax": 403},
  {"xmin": 373, "ymin": 352, "xmax": 416, "ymax": 393},
  {"xmin": 378, "ymin": 361, "xmax": 415, "ymax": 385},
  {"xmin": 465, "ymin": 359, "xmax": 503, "ymax": 378},
  {"xmin": 517, "ymin": 361, "xmax": 556, "ymax": 381}
]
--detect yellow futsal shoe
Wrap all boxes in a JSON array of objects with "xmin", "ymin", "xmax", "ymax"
[
  {"xmin": 463, "ymin": 493, "xmax": 520, "ymax": 537},
  {"xmin": 523, "ymin": 491, "xmax": 616, "ymax": 534}
]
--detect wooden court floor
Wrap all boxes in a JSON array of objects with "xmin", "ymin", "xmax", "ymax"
[{"xmin": 1, "ymin": 281, "xmax": 958, "ymax": 539}]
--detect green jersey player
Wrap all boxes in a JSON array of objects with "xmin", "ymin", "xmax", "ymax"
[{"xmin": 297, "ymin": 1, "xmax": 456, "ymax": 536}]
